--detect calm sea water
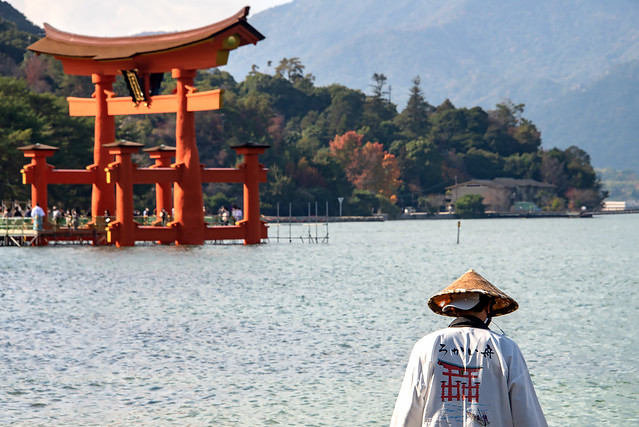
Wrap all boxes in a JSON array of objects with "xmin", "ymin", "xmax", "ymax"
[{"xmin": 1, "ymin": 215, "xmax": 638, "ymax": 426}]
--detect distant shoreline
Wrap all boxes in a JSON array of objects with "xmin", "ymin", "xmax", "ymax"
[{"xmin": 263, "ymin": 209, "xmax": 639, "ymax": 223}]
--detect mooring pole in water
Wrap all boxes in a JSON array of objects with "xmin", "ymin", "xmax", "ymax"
[
  {"xmin": 307, "ymin": 202, "xmax": 312, "ymax": 242},
  {"xmin": 457, "ymin": 221, "xmax": 461, "ymax": 244},
  {"xmin": 325, "ymin": 200, "xmax": 329, "ymax": 243}
]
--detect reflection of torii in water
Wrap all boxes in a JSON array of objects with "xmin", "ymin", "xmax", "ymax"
[
  {"xmin": 24, "ymin": 8, "xmax": 269, "ymax": 246},
  {"xmin": 437, "ymin": 359, "xmax": 482, "ymax": 402}
]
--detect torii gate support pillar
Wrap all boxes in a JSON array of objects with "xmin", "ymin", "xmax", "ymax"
[
  {"xmin": 19, "ymin": 143, "xmax": 59, "ymax": 228},
  {"xmin": 144, "ymin": 146, "xmax": 176, "ymax": 225},
  {"xmin": 104, "ymin": 141, "xmax": 143, "ymax": 247},
  {"xmin": 233, "ymin": 143, "xmax": 269, "ymax": 244}
]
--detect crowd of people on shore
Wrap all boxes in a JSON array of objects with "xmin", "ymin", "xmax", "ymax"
[
  {"xmin": 2, "ymin": 203, "xmax": 243, "ymax": 230},
  {"xmin": 2, "ymin": 204, "xmax": 84, "ymax": 231},
  {"xmin": 216, "ymin": 204, "xmax": 243, "ymax": 225}
]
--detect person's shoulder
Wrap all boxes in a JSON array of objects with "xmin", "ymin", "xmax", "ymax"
[
  {"xmin": 486, "ymin": 329, "xmax": 518, "ymax": 344},
  {"xmin": 484, "ymin": 329, "xmax": 526, "ymax": 357},
  {"xmin": 412, "ymin": 328, "xmax": 448, "ymax": 348}
]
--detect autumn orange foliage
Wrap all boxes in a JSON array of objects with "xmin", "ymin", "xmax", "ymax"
[{"xmin": 329, "ymin": 131, "xmax": 401, "ymax": 199}]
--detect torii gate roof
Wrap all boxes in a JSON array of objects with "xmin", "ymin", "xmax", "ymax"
[{"xmin": 27, "ymin": 6, "xmax": 264, "ymax": 75}]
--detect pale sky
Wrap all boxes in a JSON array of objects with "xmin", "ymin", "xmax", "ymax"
[{"xmin": 5, "ymin": 0, "xmax": 292, "ymax": 36}]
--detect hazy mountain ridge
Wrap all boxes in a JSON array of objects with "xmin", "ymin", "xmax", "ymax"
[
  {"xmin": 223, "ymin": 0, "xmax": 639, "ymax": 170},
  {"xmin": 228, "ymin": 0, "xmax": 639, "ymax": 98},
  {"xmin": 535, "ymin": 59, "xmax": 639, "ymax": 171},
  {"xmin": 0, "ymin": 0, "xmax": 41, "ymax": 34},
  {"xmin": 1, "ymin": 0, "xmax": 637, "ymax": 172}
]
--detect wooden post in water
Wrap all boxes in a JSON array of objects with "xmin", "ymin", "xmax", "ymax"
[{"xmin": 457, "ymin": 221, "xmax": 461, "ymax": 244}]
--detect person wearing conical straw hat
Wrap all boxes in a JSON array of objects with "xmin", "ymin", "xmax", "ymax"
[{"xmin": 390, "ymin": 269, "xmax": 547, "ymax": 427}]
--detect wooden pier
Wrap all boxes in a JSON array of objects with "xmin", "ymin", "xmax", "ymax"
[{"xmin": 1, "ymin": 220, "xmax": 107, "ymax": 246}]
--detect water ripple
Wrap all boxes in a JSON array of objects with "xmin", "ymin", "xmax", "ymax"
[{"xmin": 1, "ymin": 216, "xmax": 638, "ymax": 425}]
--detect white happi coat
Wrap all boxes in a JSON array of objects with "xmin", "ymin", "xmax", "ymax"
[{"xmin": 390, "ymin": 322, "xmax": 547, "ymax": 427}]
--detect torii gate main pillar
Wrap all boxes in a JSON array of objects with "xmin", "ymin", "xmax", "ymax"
[
  {"xmin": 172, "ymin": 69, "xmax": 204, "ymax": 245},
  {"xmin": 91, "ymin": 74, "xmax": 116, "ymax": 222}
]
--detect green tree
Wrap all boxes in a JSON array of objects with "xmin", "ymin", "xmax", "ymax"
[
  {"xmin": 463, "ymin": 148, "xmax": 504, "ymax": 179},
  {"xmin": 484, "ymin": 126, "xmax": 520, "ymax": 157},
  {"xmin": 400, "ymin": 137, "xmax": 444, "ymax": 194},
  {"xmin": 239, "ymin": 71, "xmax": 314, "ymax": 121},
  {"xmin": 455, "ymin": 194, "xmax": 485, "ymax": 218},
  {"xmin": 512, "ymin": 118, "xmax": 541, "ymax": 153},
  {"xmin": 345, "ymin": 189, "xmax": 378, "ymax": 216},
  {"xmin": 322, "ymin": 85, "xmax": 365, "ymax": 137},
  {"xmin": 275, "ymin": 57, "xmax": 305, "ymax": 83},
  {"xmin": 0, "ymin": 76, "xmax": 93, "ymax": 206},
  {"xmin": 491, "ymin": 98, "xmax": 525, "ymax": 128},
  {"xmin": 0, "ymin": 20, "xmax": 33, "ymax": 76},
  {"xmin": 429, "ymin": 104, "xmax": 489, "ymax": 153},
  {"xmin": 311, "ymin": 147, "xmax": 353, "ymax": 201},
  {"xmin": 196, "ymin": 68, "xmax": 238, "ymax": 92},
  {"xmin": 486, "ymin": 100, "xmax": 539, "ymax": 156},
  {"xmin": 394, "ymin": 76, "xmax": 432, "ymax": 138},
  {"xmin": 502, "ymin": 152, "xmax": 539, "ymax": 179},
  {"xmin": 565, "ymin": 145, "xmax": 597, "ymax": 189},
  {"xmin": 540, "ymin": 149, "xmax": 569, "ymax": 194},
  {"xmin": 370, "ymin": 72, "xmax": 389, "ymax": 99},
  {"xmin": 362, "ymin": 73, "xmax": 397, "ymax": 147},
  {"xmin": 262, "ymin": 164, "xmax": 296, "ymax": 207},
  {"xmin": 376, "ymin": 193, "xmax": 401, "ymax": 219}
]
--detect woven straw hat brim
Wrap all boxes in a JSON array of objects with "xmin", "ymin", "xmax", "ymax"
[{"xmin": 427, "ymin": 269, "xmax": 518, "ymax": 317}]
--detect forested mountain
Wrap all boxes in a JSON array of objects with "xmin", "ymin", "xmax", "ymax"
[
  {"xmin": 221, "ymin": 0, "xmax": 639, "ymax": 171},
  {"xmin": 0, "ymin": 2, "xmax": 607, "ymax": 217}
]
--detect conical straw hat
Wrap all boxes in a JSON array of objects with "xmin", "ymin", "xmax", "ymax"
[{"xmin": 428, "ymin": 269, "xmax": 518, "ymax": 317}]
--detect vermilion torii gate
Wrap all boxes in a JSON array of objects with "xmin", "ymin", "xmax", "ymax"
[{"xmin": 24, "ymin": 7, "xmax": 269, "ymax": 246}]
